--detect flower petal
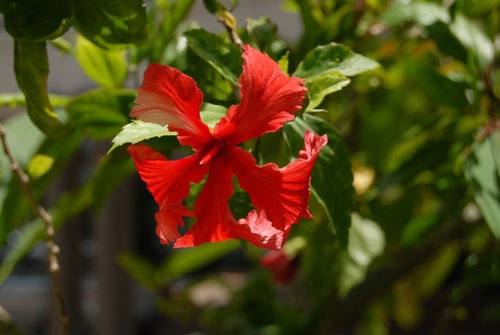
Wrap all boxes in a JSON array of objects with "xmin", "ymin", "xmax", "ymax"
[
  {"xmin": 213, "ymin": 45, "xmax": 307, "ymax": 144},
  {"xmin": 232, "ymin": 209, "xmax": 289, "ymax": 250},
  {"xmin": 174, "ymin": 156, "xmax": 235, "ymax": 247},
  {"xmin": 127, "ymin": 145, "xmax": 209, "ymax": 244},
  {"xmin": 227, "ymin": 131, "xmax": 328, "ymax": 231},
  {"xmin": 131, "ymin": 64, "xmax": 212, "ymax": 150}
]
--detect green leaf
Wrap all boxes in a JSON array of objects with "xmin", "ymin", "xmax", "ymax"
[
  {"xmin": 75, "ymin": 35, "xmax": 128, "ymax": 88},
  {"xmin": 70, "ymin": 0, "xmax": 147, "ymax": 49},
  {"xmin": 383, "ymin": 1, "xmax": 450, "ymax": 27},
  {"xmin": 156, "ymin": 240, "xmax": 240, "ymax": 285},
  {"xmin": 283, "ymin": 114, "xmax": 354, "ymax": 248},
  {"xmin": 0, "ymin": 183, "xmax": 93, "ymax": 285},
  {"xmin": 200, "ymin": 102, "xmax": 227, "ymax": 129},
  {"xmin": 0, "ymin": 130, "xmax": 84, "ymax": 241},
  {"xmin": 246, "ymin": 17, "xmax": 278, "ymax": 51},
  {"xmin": 464, "ymin": 131, "xmax": 500, "ymax": 238},
  {"xmin": 0, "ymin": 144, "xmax": 133, "ymax": 283},
  {"xmin": 458, "ymin": 0, "xmax": 500, "ymax": 16},
  {"xmin": 90, "ymin": 149, "xmax": 135, "ymax": 212},
  {"xmin": 449, "ymin": 13, "xmax": 494, "ymax": 70},
  {"xmin": 0, "ymin": 220, "xmax": 45, "ymax": 285},
  {"xmin": 338, "ymin": 213, "xmax": 385, "ymax": 296},
  {"xmin": 109, "ymin": 120, "xmax": 177, "ymax": 152},
  {"xmin": 293, "ymin": 43, "xmax": 379, "ymax": 110},
  {"xmin": 278, "ymin": 52, "xmax": 290, "ymax": 75},
  {"xmin": 117, "ymin": 253, "xmax": 157, "ymax": 290},
  {"xmin": 305, "ymin": 75, "xmax": 351, "ymax": 111},
  {"xmin": 184, "ymin": 29, "xmax": 243, "ymax": 85},
  {"xmin": 202, "ymin": 0, "xmax": 226, "ymax": 13},
  {"xmin": 66, "ymin": 89, "xmax": 134, "ymax": 140},
  {"xmin": 27, "ymin": 154, "xmax": 55, "ymax": 180},
  {"xmin": 148, "ymin": 0, "xmax": 197, "ymax": 63},
  {"xmin": 0, "ymin": 0, "xmax": 71, "ymax": 40},
  {"xmin": 14, "ymin": 40, "xmax": 71, "ymax": 138}
]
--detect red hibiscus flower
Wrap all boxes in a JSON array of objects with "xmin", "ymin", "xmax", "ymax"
[{"xmin": 127, "ymin": 45, "xmax": 327, "ymax": 250}]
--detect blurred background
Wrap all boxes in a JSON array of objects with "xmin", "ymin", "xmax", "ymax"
[{"xmin": 1, "ymin": 0, "xmax": 500, "ymax": 335}]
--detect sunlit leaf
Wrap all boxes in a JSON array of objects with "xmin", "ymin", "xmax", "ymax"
[
  {"xmin": 27, "ymin": 154, "xmax": 55, "ymax": 180},
  {"xmin": 338, "ymin": 213, "xmax": 385, "ymax": 296},
  {"xmin": 383, "ymin": 1, "xmax": 449, "ymax": 27},
  {"xmin": 464, "ymin": 131, "xmax": 500, "ymax": 238},
  {"xmin": 449, "ymin": 13, "xmax": 494, "ymax": 70},
  {"xmin": 75, "ymin": 35, "xmax": 128, "ymax": 88},
  {"xmin": 109, "ymin": 120, "xmax": 177, "ymax": 152},
  {"xmin": 293, "ymin": 43, "xmax": 378, "ymax": 110},
  {"xmin": 200, "ymin": 102, "xmax": 227, "ymax": 129}
]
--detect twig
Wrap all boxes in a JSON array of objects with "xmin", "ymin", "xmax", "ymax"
[
  {"xmin": 0, "ymin": 123, "xmax": 68, "ymax": 335},
  {"xmin": 216, "ymin": 10, "xmax": 244, "ymax": 48}
]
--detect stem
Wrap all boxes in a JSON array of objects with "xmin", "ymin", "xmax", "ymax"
[
  {"xmin": 0, "ymin": 124, "xmax": 68, "ymax": 335},
  {"xmin": 216, "ymin": 10, "xmax": 243, "ymax": 48}
]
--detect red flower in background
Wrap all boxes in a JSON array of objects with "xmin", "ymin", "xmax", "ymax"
[
  {"xmin": 127, "ymin": 45, "xmax": 327, "ymax": 250},
  {"xmin": 261, "ymin": 249, "xmax": 301, "ymax": 284}
]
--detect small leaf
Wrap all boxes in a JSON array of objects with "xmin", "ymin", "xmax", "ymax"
[
  {"xmin": 283, "ymin": 114, "xmax": 354, "ymax": 248},
  {"xmin": 75, "ymin": 35, "xmax": 128, "ymax": 88},
  {"xmin": 464, "ymin": 131, "xmax": 500, "ymax": 238},
  {"xmin": 184, "ymin": 29, "xmax": 243, "ymax": 85},
  {"xmin": 27, "ymin": 154, "xmax": 55, "ymax": 180},
  {"xmin": 293, "ymin": 43, "xmax": 378, "ymax": 110},
  {"xmin": 200, "ymin": 102, "xmax": 227, "ymax": 129},
  {"xmin": 109, "ymin": 120, "xmax": 177, "ymax": 152},
  {"xmin": 66, "ymin": 89, "xmax": 134, "ymax": 140},
  {"xmin": 0, "ymin": 0, "xmax": 72, "ymax": 40},
  {"xmin": 14, "ymin": 40, "xmax": 71, "ymax": 138},
  {"xmin": 70, "ymin": 0, "xmax": 147, "ymax": 49},
  {"xmin": 278, "ymin": 52, "xmax": 289, "ymax": 75}
]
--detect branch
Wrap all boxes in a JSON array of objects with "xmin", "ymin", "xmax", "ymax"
[
  {"xmin": 0, "ymin": 124, "xmax": 68, "ymax": 335},
  {"xmin": 216, "ymin": 10, "xmax": 243, "ymax": 48}
]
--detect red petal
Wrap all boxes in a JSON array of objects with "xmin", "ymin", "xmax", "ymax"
[
  {"xmin": 232, "ymin": 209, "xmax": 289, "ymax": 250},
  {"xmin": 127, "ymin": 145, "xmax": 209, "ymax": 244},
  {"xmin": 174, "ymin": 156, "xmax": 235, "ymax": 247},
  {"xmin": 213, "ymin": 45, "xmax": 307, "ymax": 144},
  {"xmin": 227, "ymin": 131, "xmax": 328, "ymax": 232},
  {"xmin": 131, "ymin": 64, "xmax": 212, "ymax": 150}
]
